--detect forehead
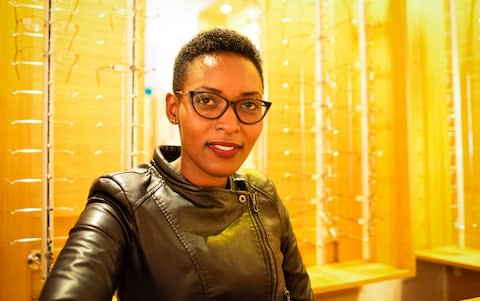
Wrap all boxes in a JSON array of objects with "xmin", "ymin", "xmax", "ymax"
[
  {"xmin": 189, "ymin": 52, "xmax": 239, "ymax": 70},
  {"xmin": 184, "ymin": 52, "xmax": 262, "ymax": 88},
  {"xmin": 199, "ymin": 53, "xmax": 220, "ymax": 68}
]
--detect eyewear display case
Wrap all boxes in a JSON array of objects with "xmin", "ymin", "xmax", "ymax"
[
  {"xmin": 0, "ymin": 0, "xmax": 152, "ymax": 299},
  {"xmin": 408, "ymin": 0, "xmax": 480, "ymax": 271}
]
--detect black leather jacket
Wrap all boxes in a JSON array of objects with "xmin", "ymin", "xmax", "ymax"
[{"xmin": 40, "ymin": 146, "xmax": 314, "ymax": 301}]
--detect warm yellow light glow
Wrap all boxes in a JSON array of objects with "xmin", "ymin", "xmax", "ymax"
[
  {"xmin": 220, "ymin": 3, "xmax": 232, "ymax": 15},
  {"xmin": 246, "ymin": 7, "xmax": 260, "ymax": 18},
  {"xmin": 249, "ymin": 22, "xmax": 260, "ymax": 34}
]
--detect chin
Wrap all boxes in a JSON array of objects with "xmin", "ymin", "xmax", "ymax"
[{"xmin": 209, "ymin": 166, "xmax": 240, "ymax": 178}]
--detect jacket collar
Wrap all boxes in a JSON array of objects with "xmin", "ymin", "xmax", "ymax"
[{"xmin": 152, "ymin": 145, "xmax": 247, "ymax": 194}]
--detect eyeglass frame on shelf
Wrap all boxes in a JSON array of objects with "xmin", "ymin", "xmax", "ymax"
[{"xmin": 11, "ymin": 45, "xmax": 79, "ymax": 82}]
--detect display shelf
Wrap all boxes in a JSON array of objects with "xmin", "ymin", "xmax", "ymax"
[
  {"xmin": 308, "ymin": 261, "xmax": 412, "ymax": 293},
  {"xmin": 417, "ymin": 246, "xmax": 480, "ymax": 272}
]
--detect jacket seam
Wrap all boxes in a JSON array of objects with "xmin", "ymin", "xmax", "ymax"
[
  {"xmin": 151, "ymin": 193, "xmax": 210, "ymax": 301},
  {"xmin": 102, "ymin": 168, "xmax": 164, "ymax": 212}
]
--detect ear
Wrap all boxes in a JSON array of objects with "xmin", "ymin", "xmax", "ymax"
[{"xmin": 165, "ymin": 92, "xmax": 179, "ymax": 124}]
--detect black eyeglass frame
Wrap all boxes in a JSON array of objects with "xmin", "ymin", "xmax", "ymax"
[{"xmin": 174, "ymin": 90, "xmax": 272, "ymax": 125}]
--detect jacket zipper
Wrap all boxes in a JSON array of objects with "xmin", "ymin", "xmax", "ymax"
[
  {"xmin": 248, "ymin": 191, "xmax": 278, "ymax": 301},
  {"xmin": 250, "ymin": 191, "xmax": 259, "ymax": 212}
]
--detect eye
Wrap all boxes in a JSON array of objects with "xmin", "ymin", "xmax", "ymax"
[
  {"xmin": 239, "ymin": 100, "xmax": 261, "ymax": 111},
  {"xmin": 193, "ymin": 92, "xmax": 219, "ymax": 106}
]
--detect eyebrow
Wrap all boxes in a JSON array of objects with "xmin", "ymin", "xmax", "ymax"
[{"xmin": 196, "ymin": 86, "xmax": 262, "ymax": 98}]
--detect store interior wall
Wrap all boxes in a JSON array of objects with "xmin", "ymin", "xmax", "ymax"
[{"xmin": 1, "ymin": 0, "xmax": 479, "ymax": 300}]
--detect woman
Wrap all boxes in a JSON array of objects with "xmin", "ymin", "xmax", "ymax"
[{"xmin": 40, "ymin": 28, "xmax": 314, "ymax": 301}]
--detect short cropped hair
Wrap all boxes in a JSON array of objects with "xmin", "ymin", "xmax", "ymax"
[{"xmin": 172, "ymin": 28, "xmax": 263, "ymax": 91}]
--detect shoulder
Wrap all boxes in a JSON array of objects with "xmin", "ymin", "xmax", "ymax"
[
  {"xmin": 239, "ymin": 168, "xmax": 279, "ymax": 200},
  {"xmin": 239, "ymin": 169, "xmax": 292, "ymax": 229},
  {"xmin": 88, "ymin": 162, "xmax": 164, "ymax": 207}
]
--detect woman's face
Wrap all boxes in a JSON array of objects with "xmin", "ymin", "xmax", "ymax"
[{"xmin": 166, "ymin": 51, "xmax": 264, "ymax": 187}]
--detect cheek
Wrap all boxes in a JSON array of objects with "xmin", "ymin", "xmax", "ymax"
[
  {"xmin": 244, "ymin": 124, "xmax": 263, "ymax": 145},
  {"xmin": 178, "ymin": 104, "xmax": 198, "ymax": 127},
  {"xmin": 178, "ymin": 112, "xmax": 211, "ymax": 139},
  {"xmin": 180, "ymin": 120, "xmax": 200, "ymax": 138}
]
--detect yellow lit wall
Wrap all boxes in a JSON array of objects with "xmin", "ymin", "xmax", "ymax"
[
  {"xmin": 262, "ymin": 0, "xmax": 318, "ymax": 266},
  {"xmin": 411, "ymin": 0, "xmax": 480, "ymax": 268},
  {"xmin": 0, "ymin": 0, "xmax": 149, "ymax": 299},
  {"xmin": 262, "ymin": 0, "xmax": 413, "ymax": 293},
  {"xmin": 1, "ymin": 0, "xmax": 479, "ymax": 300}
]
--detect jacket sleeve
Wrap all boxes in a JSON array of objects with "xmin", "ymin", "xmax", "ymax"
[
  {"xmin": 39, "ymin": 176, "xmax": 132, "ymax": 301},
  {"xmin": 278, "ymin": 200, "xmax": 315, "ymax": 301}
]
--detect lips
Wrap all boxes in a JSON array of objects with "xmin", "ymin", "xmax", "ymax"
[{"xmin": 207, "ymin": 142, "xmax": 241, "ymax": 158}]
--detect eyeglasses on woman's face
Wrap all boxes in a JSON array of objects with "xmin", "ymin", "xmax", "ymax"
[{"xmin": 174, "ymin": 90, "xmax": 271, "ymax": 125}]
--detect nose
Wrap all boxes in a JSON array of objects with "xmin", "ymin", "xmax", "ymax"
[{"xmin": 215, "ymin": 104, "xmax": 240, "ymax": 133}]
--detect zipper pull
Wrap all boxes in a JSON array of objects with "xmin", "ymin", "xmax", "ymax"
[
  {"xmin": 284, "ymin": 288, "xmax": 291, "ymax": 301},
  {"xmin": 249, "ymin": 192, "xmax": 259, "ymax": 213}
]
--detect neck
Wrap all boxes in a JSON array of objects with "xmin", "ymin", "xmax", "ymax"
[{"xmin": 170, "ymin": 158, "xmax": 228, "ymax": 188}]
